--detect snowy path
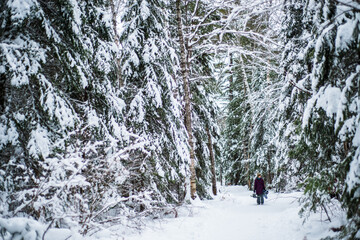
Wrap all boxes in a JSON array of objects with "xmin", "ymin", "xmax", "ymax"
[{"xmin": 123, "ymin": 186, "xmax": 340, "ymax": 240}]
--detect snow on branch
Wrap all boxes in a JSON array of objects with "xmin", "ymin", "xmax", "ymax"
[
  {"xmin": 0, "ymin": 217, "xmax": 44, "ymax": 240},
  {"xmin": 334, "ymin": 0, "xmax": 360, "ymax": 12}
]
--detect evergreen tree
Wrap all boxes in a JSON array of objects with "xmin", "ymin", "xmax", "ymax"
[
  {"xmin": 119, "ymin": 0, "xmax": 190, "ymax": 206},
  {"xmin": 0, "ymin": 0, "xmax": 129, "ymax": 230},
  {"xmin": 273, "ymin": 0, "xmax": 313, "ymax": 191},
  {"xmin": 278, "ymin": 0, "xmax": 360, "ymax": 237},
  {"xmin": 0, "ymin": 0, "xmax": 191, "ymax": 232}
]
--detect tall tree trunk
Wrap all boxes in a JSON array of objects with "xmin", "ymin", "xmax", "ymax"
[
  {"xmin": 110, "ymin": 0, "xmax": 123, "ymax": 87},
  {"xmin": 207, "ymin": 127, "xmax": 217, "ymax": 195},
  {"xmin": 229, "ymin": 53, "xmax": 234, "ymax": 101},
  {"xmin": 176, "ymin": 0, "xmax": 197, "ymax": 200}
]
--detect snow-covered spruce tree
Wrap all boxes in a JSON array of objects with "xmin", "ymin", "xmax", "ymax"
[
  {"xmin": 119, "ymin": 0, "xmax": 190, "ymax": 207},
  {"xmin": 279, "ymin": 0, "xmax": 360, "ymax": 238},
  {"xmin": 299, "ymin": 1, "xmax": 359, "ymax": 238},
  {"xmin": 273, "ymin": 0, "xmax": 313, "ymax": 191},
  {"xmin": 0, "ymin": 0, "xmax": 149, "ymax": 232}
]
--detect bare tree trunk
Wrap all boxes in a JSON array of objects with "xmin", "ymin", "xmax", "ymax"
[
  {"xmin": 220, "ymin": 166, "xmax": 223, "ymax": 186},
  {"xmin": 206, "ymin": 127, "xmax": 217, "ymax": 195},
  {"xmin": 229, "ymin": 53, "xmax": 234, "ymax": 101},
  {"xmin": 267, "ymin": 153, "xmax": 273, "ymax": 185},
  {"xmin": 110, "ymin": 0, "xmax": 123, "ymax": 87},
  {"xmin": 246, "ymin": 146, "xmax": 251, "ymax": 190},
  {"xmin": 176, "ymin": 0, "xmax": 197, "ymax": 200}
]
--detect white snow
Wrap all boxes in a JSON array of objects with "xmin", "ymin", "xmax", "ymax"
[
  {"xmin": 0, "ymin": 186, "xmax": 346, "ymax": 240},
  {"xmin": 156, "ymin": 162, "xmax": 165, "ymax": 178},
  {"xmin": 87, "ymin": 109, "xmax": 100, "ymax": 127},
  {"xmin": 0, "ymin": 217, "xmax": 44, "ymax": 240},
  {"xmin": 335, "ymin": 2, "xmax": 358, "ymax": 52},
  {"xmin": 130, "ymin": 49, "xmax": 140, "ymax": 66},
  {"xmin": 7, "ymin": 0, "xmax": 36, "ymax": 22},
  {"xmin": 39, "ymin": 75, "xmax": 78, "ymax": 129},
  {"xmin": 67, "ymin": 175, "xmax": 90, "ymax": 188},
  {"xmin": 0, "ymin": 120, "xmax": 19, "ymax": 149},
  {"xmin": 146, "ymin": 80, "xmax": 162, "ymax": 108},
  {"xmin": 128, "ymin": 30, "xmax": 140, "ymax": 49},
  {"xmin": 27, "ymin": 124, "xmax": 51, "ymax": 158},
  {"xmin": 1, "ymin": 36, "xmax": 46, "ymax": 87},
  {"xmin": 315, "ymin": 86, "xmax": 341, "ymax": 117},
  {"xmin": 121, "ymin": 186, "xmax": 344, "ymax": 240},
  {"xmin": 68, "ymin": 0, "xmax": 82, "ymax": 34},
  {"xmin": 354, "ymin": 122, "xmax": 360, "ymax": 147},
  {"xmin": 356, "ymin": 229, "xmax": 360, "ymax": 238},
  {"xmin": 130, "ymin": 93, "xmax": 145, "ymax": 123},
  {"xmin": 347, "ymin": 152, "xmax": 360, "ymax": 191},
  {"xmin": 14, "ymin": 112, "xmax": 25, "ymax": 121},
  {"xmin": 140, "ymin": 0, "xmax": 150, "ymax": 21},
  {"xmin": 303, "ymin": 85, "xmax": 343, "ymax": 128}
]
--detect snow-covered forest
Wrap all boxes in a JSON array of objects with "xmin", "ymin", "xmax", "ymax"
[{"xmin": 0, "ymin": 0, "xmax": 359, "ymax": 239}]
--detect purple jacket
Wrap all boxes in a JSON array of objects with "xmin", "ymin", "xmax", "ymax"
[{"xmin": 254, "ymin": 177, "xmax": 265, "ymax": 195}]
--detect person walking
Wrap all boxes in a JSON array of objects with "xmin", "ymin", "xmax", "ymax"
[{"xmin": 254, "ymin": 173, "xmax": 266, "ymax": 205}]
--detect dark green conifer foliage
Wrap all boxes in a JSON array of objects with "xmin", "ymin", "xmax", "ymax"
[
  {"xmin": 0, "ymin": 0, "xmax": 128, "ymax": 227},
  {"xmin": 279, "ymin": 0, "xmax": 360, "ymax": 237},
  {"xmin": 274, "ymin": 0, "xmax": 313, "ymax": 190},
  {"xmin": 119, "ymin": 0, "xmax": 189, "ymax": 205}
]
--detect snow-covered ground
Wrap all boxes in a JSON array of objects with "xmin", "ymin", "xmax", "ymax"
[
  {"xmin": 119, "ymin": 186, "xmax": 345, "ymax": 240},
  {"xmin": 1, "ymin": 186, "xmax": 346, "ymax": 240}
]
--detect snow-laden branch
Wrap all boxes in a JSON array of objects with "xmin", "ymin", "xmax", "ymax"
[
  {"xmin": 189, "ymin": 8, "xmax": 221, "ymax": 42},
  {"xmin": 190, "ymin": 29, "xmax": 280, "ymax": 48},
  {"xmin": 334, "ymin": 0, "xmax": 360, "ymax": 12},
  {"xmin": 190, "ymin": 44, "xmax": 279, "ymax": 73}
]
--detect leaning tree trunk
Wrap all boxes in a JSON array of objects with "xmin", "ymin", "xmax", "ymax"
[{"xmin": 176, "ymin": 0, "xmax": 197, "ymax": 200}]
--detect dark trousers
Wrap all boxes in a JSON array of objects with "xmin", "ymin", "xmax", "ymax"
[{"xmin": 257, "ymin": 194, "xmax": 264, "ymax": 205}]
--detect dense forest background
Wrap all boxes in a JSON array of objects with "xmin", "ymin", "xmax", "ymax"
[{"xmin": 0, "ymin": 0, "xmax": 359, "ymax": 239}]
